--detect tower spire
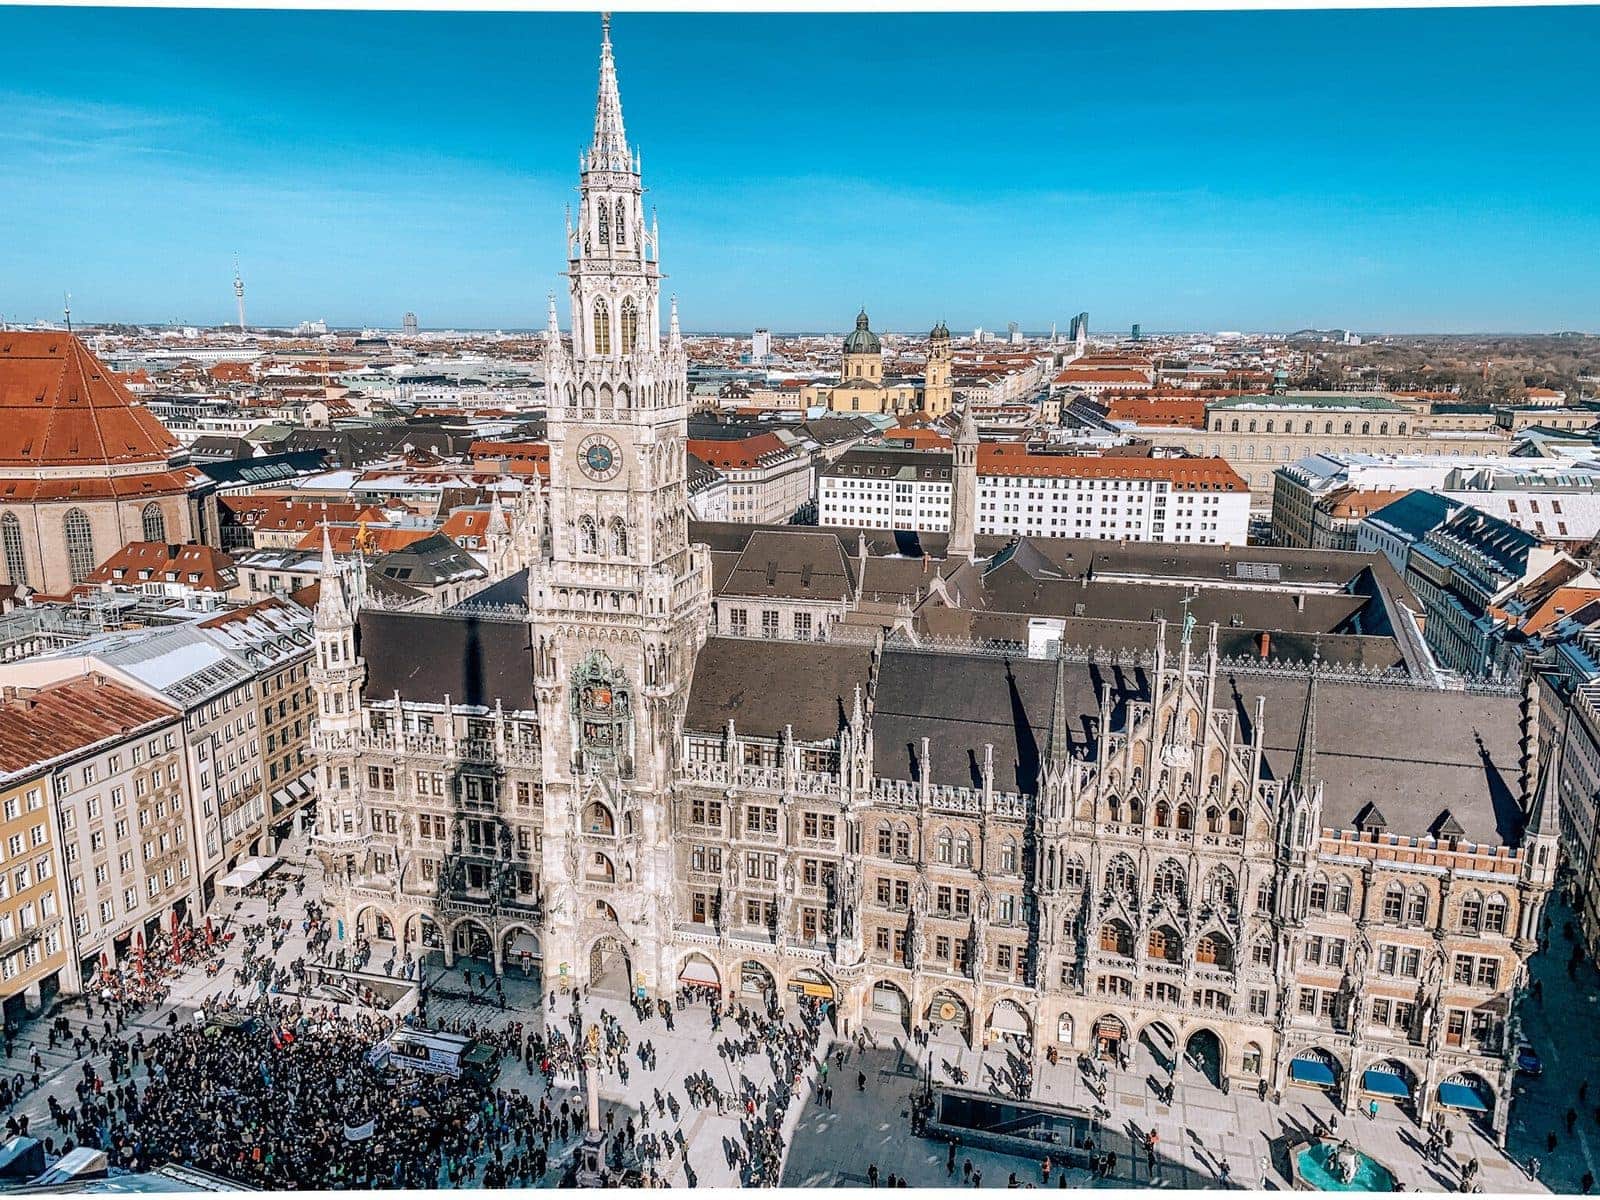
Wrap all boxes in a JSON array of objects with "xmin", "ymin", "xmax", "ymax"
[
  {"xmin": 1047, "ymin": 637, "xmax": 1074, "ymax": 775},
  {"xmin": 590, "ymin": 12, "xmax": 629, "ymax": 172},
  {"xmin": 1289, "ymin": 654, "xmax": 1320, "ymax": 794}
]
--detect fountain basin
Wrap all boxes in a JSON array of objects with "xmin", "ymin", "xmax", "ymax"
[{"xmin": 1289, "ymin": 1137, "xmax": 1398, "ymax": 1191}]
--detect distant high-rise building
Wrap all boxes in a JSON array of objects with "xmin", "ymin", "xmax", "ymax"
[
  {"xmin": 1075, "ymin": 310, "xmax": 1088, "ymax": 355},
  {"xmin": 1131, "ymin": 323, "xmax": 1142, "ymax": 341},
  {"xmin": 1007, "ymin": 321, "xmax": 1021, "ymax": 346},
  {"xmin": 403, "ymin": 311, "xmax": 419, "ymax": 337},
  {"xmin": 751, "ymin": 328, "xmax": 771, "ymax": 364}
]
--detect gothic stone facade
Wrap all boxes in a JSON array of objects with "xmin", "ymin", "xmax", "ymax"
[{"xmin": 307, "ymin": 18, "xmax": 1551, "ymax": 1147}]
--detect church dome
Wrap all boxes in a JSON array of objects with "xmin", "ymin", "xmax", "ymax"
[
  {"xmin": 843, "ymin": 309, "xmax": 881, "ymax": 355},
  {"xmin": 930, "ymin": 320, "xmax": 950, "ymax": 341}
]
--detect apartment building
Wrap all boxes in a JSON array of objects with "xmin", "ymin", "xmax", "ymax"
[
  {"xmin": 817, "ymin": 446, "xmax": 1250, "ymax": 545},
  {"xmin": 0, "ymin": 764, "xmax": 69, "ymax": 1024},
  {"xmin": 0, "ymin": 675, "xmax": 192, "ymax": 1001},
  {"xmin": 687, "ymin": 434, "xmax": 813, "ymax": 525}
]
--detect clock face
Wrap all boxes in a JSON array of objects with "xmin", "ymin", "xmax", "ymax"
[{"xmin": 577, "ymin": 434, "xmax": 622, "ymax": 482}]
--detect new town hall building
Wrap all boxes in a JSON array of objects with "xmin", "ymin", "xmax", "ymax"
[{"xmin": 307, "ymin": 18, "xmax": 1553, "ymax": 1145}]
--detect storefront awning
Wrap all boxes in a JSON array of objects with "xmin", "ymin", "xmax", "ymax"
[
  {"xmin": 220, "ymin": 862, "xmax": 265, "ymax": 891},
  {"xmin": 1290, "ymin": 1057, "xmax": 1338, "ymax": 1087},
  {"xmin": 677, "ymin": 958, "xmax": 719, "ymax": 987},
  {"xmin": 990, "ymin": 1007, "xmax": 1029, "ymax": 1034},
  {"xmin": 1438, "ymin": 1081, "xmax": 1489, "ymax": 1112},
  {"xmin": 1362, "ymin": 1069, "xmax": 1410, "ymax": 1098}
]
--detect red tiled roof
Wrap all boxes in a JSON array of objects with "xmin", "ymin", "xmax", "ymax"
[
  {"xmin": 0, "ymin": 468, "xmax": 202, "ymax": 502},
  {"xmin": 292, "ymin": 525, "xmax": 434, "ymax": 555},
  {"xmin": 687, "ymin": 433, "xmax": 794, "ymax": 471},
  {"xmin": 0, "ymin": 333, "xmax": 181, "ymax": 468},
  {"xmin": 0, "ymin": 675, "xmax": 179, "ymax": 776},
  {"xmin": 86, "ymin": 540, "xmax": 237, "ymax": 590},
  {"xmin": 977, "ymin": 445, "xmax": 1245, "ymax": 490},
  {"xmin": 1103, "ymin": 396, "xmax": 1208, "ymax": 429}
]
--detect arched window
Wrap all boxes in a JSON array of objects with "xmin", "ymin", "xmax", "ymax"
[
  {"xmin": 893, "ymin": 822, "xmax": 912, "ymax": 859},
  {"xmin": 1099, "ymin": 919, "xmax": 1133, "ymax": 957},
  {"xmin": 597, "ymin": 200, "xmax": 610, "ymax": 244},
  {"xmin": 1202, "ymin": 865, "xmax": 1237, "ymax": 911},
  {"xmin": 1, "ymin": 513, "xmax": 26, "ymax": 587},
  {"xmin": 955, "ymin": 832, "xmax": 973, "ymax": 867},
  {"xmin": 1360, "ymin": 422, "xmax": 1371, "ymax": 435},
  {"xmin": 1406, "ymin": 888, "xmax": 1428, "ymax": 926},
  {"xmin": 578, "ymin": 516, "xmax": 598, "ymax": 555},
  {"xmin": 875, "ymin": 823, "xmax": 893, "ymax": 856},
  {"xmin": 1147, "ymin": 925, "xmax": 1180, "ymax": 962},
  {"xmin": 1153, "ymin": 859, "xmax": 1187, "ymax": 905},
  {"xmin": 1229, "ymin": 419, "xmax": 1239, "ymax": 432},
  {"xmin": 935, "ymin": 829, "xmax": 952, "ymax": 864},
  {"xmin": 1324, "ymin": 421, "xmax": 1333, "ymax": 434},
  {"xmin": 140, "ymin": 502, "xmax": 166, "ymax": 543},
  {"xmin": 1196, "ymin": 932, "xmax": 1233, "ymax": 969},
  {"xmin": 64, "ymin": 508, "xmax": 95, "ymax": 584},
  {"xmin": 1382, "ymin": 883, "xmax": 1405, "ymax": 922},
  {"xmin": 1176, "ymin": 803, "xmax": 1194, "ymax": 832},
  {"xmin": 1379, "ymin": 422, "xmax": 1389, "ymax": 435},
  {"xmin": 1460, "ymin": 890, "xmax": 1484, "ymax": 932},
  {"xmin": 1062, "ymin": 855, "xmax": 1086, "ymax": 887},
  {"xmin": 1227, "ymin": 807, "xmax": 1244, "ymax": 836},
  {"xmin": 1484, "ymin": 892, "xmax": 1508, "ymax": 934},
  {"xmin": 1057, "ymin": 1014, "xmax": 1074, "ymax": 1044},
  {"xmin": 620, "ymin": 297, "xmax": 638, "ymax": 352},
  {"xmin": 592, "ymin": 299, "xmax": 611, "ymax": 356},
  {"xmin": 1330, "ymin": 876, "xmax": 1352, "ymax": 914},
  {"xmin": 610, "ymin": 519, "xmax": 628, "ymax": 557},
  {"xmin": 1000, "ymin": 837, "xmax": 1017, "ymax": 873},
  {"xmin": 1342, "ymin": 421, "xmax": 1353, "ymax": 435},
  {"xmin": 1104, "ymin": 853, "xmax": 1137, "ymax": 900},
  {"xmin": 614, "ymin": 198, "xmax": 626, "ymax": 246}
]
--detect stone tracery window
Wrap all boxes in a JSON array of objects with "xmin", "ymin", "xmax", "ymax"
[
  {"xmin": 141, "ymin": 502, "xmax": 166, "ymax": 543},
  {"xmin": 1, "ymin": 513, "xmax": 26, "ymax": 587},
  {"xmin": 64, "ymin": 507, "xmax": 95, "ymax": 584},
  {"xmin": 620, "ymin": 297, "xmax": 638, "ymax": 352},
  {"xmin": 593, "ymin": 298, "xmax": 611, "ymax": 356}
]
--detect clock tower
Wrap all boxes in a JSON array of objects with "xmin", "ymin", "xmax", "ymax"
[{"xmin": 533, "ymin": 14, "xmax": 712, "ymax": 1000}]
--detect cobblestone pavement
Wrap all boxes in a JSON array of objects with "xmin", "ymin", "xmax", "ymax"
[{"xmin": 4, "ymin": 844, "xmax": 1595, "ymax": 1191}]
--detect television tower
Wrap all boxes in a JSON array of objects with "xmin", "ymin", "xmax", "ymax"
[{"xmin": 233, "ymin": 256, "xmax": 247, "ymax": 332}]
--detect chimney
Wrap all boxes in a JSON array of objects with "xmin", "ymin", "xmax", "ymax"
[{"xmin": 1257, "ymin": 631, "xmax": 1271, "ymax": 660}]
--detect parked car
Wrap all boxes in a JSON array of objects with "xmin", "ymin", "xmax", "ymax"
[{"xmin": 1516, "ymin": 1042, "xmax": 1543, "ymax": 1076}]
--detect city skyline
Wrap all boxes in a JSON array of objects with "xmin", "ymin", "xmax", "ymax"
[{"xmin": 2, "ymin": 7, "xmax": 1598, "ymax": 333}]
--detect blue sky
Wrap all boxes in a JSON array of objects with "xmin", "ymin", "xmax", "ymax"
[{"xmin": 1, "ymin": 6, "xmax": 1597, "ymax": 333}]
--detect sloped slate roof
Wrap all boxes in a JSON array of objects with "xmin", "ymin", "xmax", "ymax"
[
  {"xmin": 685, "ymin": 637, "xmax": 874, "ymax": 742},
  {"xmin": 357, "ymin": 610, "xmax": 534, "ymax": 710},
  {"xmin": 873, "ymin": 649, "xmax": 1149, "ymax": 795}
]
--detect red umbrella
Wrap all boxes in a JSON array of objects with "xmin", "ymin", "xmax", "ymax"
[{"xmin": 205, "ymin": 917, "xmax": 214, "ymax": 946}]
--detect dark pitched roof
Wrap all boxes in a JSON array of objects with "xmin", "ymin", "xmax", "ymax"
[
  {"xmin": 371, "ymin": 533, "xmax": 483, "ymax": 586},
  {"xmin": 721, "ymin": 529, "xmax": 856, "ymax": 601},
  {"xmin": 873, "ymin": 650, "xmax": 1150, "ymax": 795},
  {"xmin": 685, "ymin": 637, "xmax": 874, "ymax": 742},
  {"xmin": 357, "ymin": 610, "xmax": 535, "ymax": 709},
  {"xmin": 1222, "ymin": 671, "xmax": 1523, "ymax": 845}
]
